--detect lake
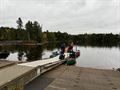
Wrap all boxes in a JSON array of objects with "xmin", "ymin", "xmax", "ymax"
[
  {"xmin": 0, "ymin": 43, "xmax": 120, "ymax": 70},
  {"xmin": 75, "ymin": 46, "xmax": 120, "ymax": 70}
]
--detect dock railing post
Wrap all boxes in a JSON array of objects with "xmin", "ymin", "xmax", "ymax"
[{"xmin": 40, "ymin": 66, "xmax": 42, "ymax": 75}]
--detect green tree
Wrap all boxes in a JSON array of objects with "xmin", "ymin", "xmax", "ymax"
[
  {"xmin": 16, "ymin": 17, "xmax": 23, "ymax": 30},
  {"xmin": 25, "ymin": 21, "xmax": 33, "ymax": 40},
  {"xmin": 25, "ymin": 21, "xmax": 42, "ymax": 42},
  {"xmin": 33, "ymin": 21, "xmax": 42, "ymax": 42}
]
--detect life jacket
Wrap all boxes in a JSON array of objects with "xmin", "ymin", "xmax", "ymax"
[
  {"xmin": 69, "ymin": 51, "xmax": 75, "ymax": 58},
  {"xmin": 67, "ymin": 46, "xmax": 73, "ymax": 52},
  {"xmin": 76, "ymin": 51, "xmax": 80, "ymax": 57}
]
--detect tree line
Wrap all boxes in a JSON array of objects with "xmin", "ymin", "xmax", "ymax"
[
  {"xmin": 0, "ymin": 17, "xmax": 120, "ymax": 45},
  {"xmin": 72, "ymin": 33, "xmax": 120, "ymax": 46}
]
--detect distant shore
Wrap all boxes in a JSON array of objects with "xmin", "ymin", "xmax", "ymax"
[{"xmin": 0, "ymin": 40, "xmax": 48, "ymax": 45}]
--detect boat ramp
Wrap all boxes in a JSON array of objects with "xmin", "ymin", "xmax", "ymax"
[{"xmin": 0, "ymin": 53, "xmax": 120, "ymax": 90}]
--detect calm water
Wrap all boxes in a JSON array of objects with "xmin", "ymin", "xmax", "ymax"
[
  {"xmin": 75, "ymin": 46, "xmax": 120, "ymax": 70},
  {"xmin": 0, "ymin": 44, "xmax": 120, "ymax": 70}
]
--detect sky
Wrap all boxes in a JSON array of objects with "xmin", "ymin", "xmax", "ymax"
[{"xmin": 0, "ymin": 0, "xmax": 120, "ymax": 34}]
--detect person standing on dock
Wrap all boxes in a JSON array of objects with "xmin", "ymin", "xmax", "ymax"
[
  {"xmin": 59, "ymin": 43, "xmax": 66, "ymax": 60},
  {"xmin": 67, "ymin": 42, "xmax": 74, "ymax": 53},
  {"xmin": 61, "ymin": 43, "xmax": 66, "ymax": 54},
  {"xmin": 67, "ymin": 42, "xmax": 76, "ymax": 58}
]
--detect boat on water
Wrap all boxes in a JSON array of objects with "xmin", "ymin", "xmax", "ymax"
[
  {"xmin": 50, "ymin": 51, "xmax": 59, "ymax": 58},
  {"xmin": 66, "ymin": 57, "xmax": 76, "ymax": 65},
  {"xmin": 49, "ymin": 49, "xmax": 80, "ymax": 65},
  {"xmin": 66, "ymin": 50, "xmax": 80, "ymax": 65}
]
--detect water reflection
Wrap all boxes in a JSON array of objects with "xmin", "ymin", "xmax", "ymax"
[
  {"xmin": 0, "ymin": 43, "xmax": 120, "ymax": 70},
  {"xmin": 78, "ymin": 43, "xmax": 120, "ymax": 49},
  {"xmin": 25, "ymin": 46, "xmax": 43, "ymax": 61},
  {"xmin": 0, "ymin": 51, "xmax": 10, "ymax": 59},
  {"xmin": 75, "ymin": 46, "xmax": 120, "ymax": 70},
  {"xmin": 43, "ymin": 42, "xmax": 60, "ymax": 50},
  {"xmin": 0, "ymin": 45, "xmax": 43, "ymax": 61},
  {"xmin": 0, "ymin": 43, "xmax": 59, "ymax": 61}
]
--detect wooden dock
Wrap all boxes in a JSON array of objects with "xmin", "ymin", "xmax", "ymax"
[{"xmin": 0, "ymin": 54, "xmax": 68, "ymax": 90}]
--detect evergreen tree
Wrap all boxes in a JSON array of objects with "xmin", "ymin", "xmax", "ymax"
[
  {"xmin": 25, "ymin": 21, "xmax": 33, "ymax": 40},
  {"xmin": 16, "ymin": 17, "xmax": 23, "ymax": 30}
]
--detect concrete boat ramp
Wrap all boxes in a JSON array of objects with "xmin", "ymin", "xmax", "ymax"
[
  {"xmin": 25, "ymin": 65, "xmax": 120, "ymax": 90},
  {"xmin": 0, "ymin": 54, "xmax": 120, "ymax": 90}
]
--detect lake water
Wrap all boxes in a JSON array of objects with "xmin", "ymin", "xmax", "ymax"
[
  {"xmin": 75, "ymin": 46, "xmax": 120, "ymax": 70},
  {"xmin": 0, "ymin": 44, "xmax": 120, "ymax": 70}
]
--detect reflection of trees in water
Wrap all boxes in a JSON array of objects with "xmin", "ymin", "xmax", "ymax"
[
  {"xmin": 25, "ymin": 46, "xmax": 43, "ymax": 61},
  {"xmin": 0, "ymin": 45, "xmax": 43, "ymax": 61},
  {"xmin": 77, "ymin": 43, "xmax": 120, "ymax": 49},
  {"xmin": 0, "ymin": 43, "xmax": 119, "ymax": 61},
  {"xmin": 44, "ymin": 42, "xmax": 57, "ymax": 50},
  {"xmin": 45, "ymin": 42, "xmax": 63, "ymax": 51},
  {"xmin": 0, "ymin": 46, "xmax": 10, "ymax": 59},
  {"xmin": 0, "ymin": 51, "xmax": 10, "ymax": 59}
]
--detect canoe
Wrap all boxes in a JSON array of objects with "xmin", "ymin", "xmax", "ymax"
[
  {"xmin": 66, "ymin": 58, "xmax": 76, "ymax": 65},
  {"xmin": 66, "ymin": 50, "xmax": 80, "ymax": 65}
]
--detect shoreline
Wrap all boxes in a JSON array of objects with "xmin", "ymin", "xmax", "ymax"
[{"xmin": 0, "ymin": 41, "xmax": 48, "ymax": 46}]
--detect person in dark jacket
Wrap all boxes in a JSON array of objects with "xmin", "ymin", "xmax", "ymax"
[
  {"xmin": 59, "ymin": 43, "xmax": 66, "ymax": 60},
  {"xmin": 61, "ymin": 43, "xmax": 65, "ymax": 54}
]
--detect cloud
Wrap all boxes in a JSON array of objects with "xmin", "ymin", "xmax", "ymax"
[
  {"xmin": 0, "ymin": 0, "xmax": 11, "ymax": 10},
  {"xmin": 0, "ymin": 0, "xmax": 120, "ymax": 34}
]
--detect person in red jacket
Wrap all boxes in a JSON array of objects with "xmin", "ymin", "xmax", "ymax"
[{"xmin": 67, "ymin": 42, "xmax": 74, "ymax": 52}]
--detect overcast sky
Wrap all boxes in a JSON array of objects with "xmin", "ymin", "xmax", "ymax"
[{"xmin": 0, "ymin": 0, "xmax": 120, "ymax": 34}]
